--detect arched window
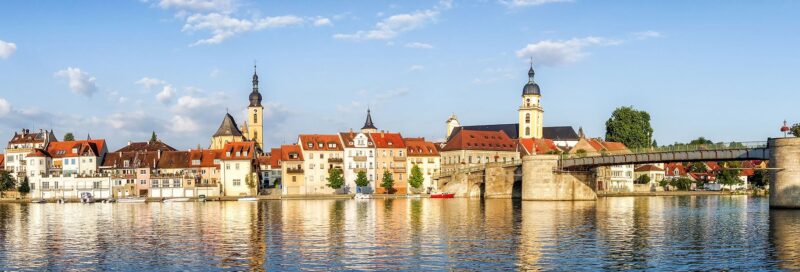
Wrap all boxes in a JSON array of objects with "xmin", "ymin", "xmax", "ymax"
[
  {"xmin": 526, "ymin": 98, "xmax": 531, "ymax": 107},
  {"xmin": 525, "ymin": 113, "xmax": 530, "ymax": 124},
  {"xmin": 253, "ymin": 113, "xmax": 258, "ymax": 124},
  {"xmin": 525, "ymin": 127, "xmax": 530, "ymax": 136},
  {"xmin": 254, "ymin": 132, "xmax": 258, "ymax": 141}
]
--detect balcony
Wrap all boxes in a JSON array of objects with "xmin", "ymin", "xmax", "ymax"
[
  {"xmin": 287, "ymin": 168, "xmax": 304, "ymax": 174},
  {"xmin": 392, "ymin": 167, "xmax": 406, "ymax": 173},
  {"xmin": 328, "ymin": 158, "xmax": 343, "ymax": 163},
  {"xmin": 393, "ymin": 156, "xmax": 406, "ymax": 162},
  {"xmin": 353, "ymin": 156, "xmax": 367, "ymax": 162},
  {"xmin": 353, "ymin": 168, "xmax": 367, "ymax": 174}
]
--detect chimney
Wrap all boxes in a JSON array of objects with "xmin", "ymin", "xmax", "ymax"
[
  {"xmin": 158, "ymin": 149, "xmax": 162, "ymax": 159},
  {"xmin": 127, "ymin": 141, "xmax": 131, "ymax": 146},
  {"xmin": 381, "ymin": 131, "xmax": 385, "ymax": 138}
]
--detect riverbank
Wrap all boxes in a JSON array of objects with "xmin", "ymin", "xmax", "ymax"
[
  {"xmin": 598, "ymin": 190, "xmax": 759, "ymax": 197},
  {"xmin": 0, "ymin": 193, "xmax": 433, "ymax": 203}
]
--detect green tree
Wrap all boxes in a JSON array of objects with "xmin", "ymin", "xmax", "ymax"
[
  {"xmin": 245, "ymin": 173, "xmax": 257, "ymax": 190},
  {"xmin": 750, "ymin": 170, "xmax": 769, "ymax": 188},
  {"xmin": 326, "ymin": 168, "xmax": 345, "ymax": 190},
  {"xmin": 408, "ymin": 164, "xmax": 424, "ymax": 192},
  {"xmin": 687, "ymin": 162, "xmax": 708, "ymax": 173},
  {"xmin": 575, "ymin": 149, "xmax": 587, "ymax": 158},
  {"xmin": 604, "ymin": 106, "xmax": 654, "ymax": 149},
  {"xmin": 63, "ymin": 132, "xmax": 75, "ymax": 141},
  {"xmin": 381, "ymin": 170, "xmax": 394, "ymax": 194},
  {"xmin": 669, "ymin": 177, "xmax": 693, "ymax": 191},
  {"xmin": 689, "ymin": 137, "xmax": 713, "ymax": 145},
  {"xmin": 150, "ymin": 131, "xmax": 158, "ymax": 142},
  {"xmin": 717, "ymin": 161, "xmax": 742, "ymax": 190},
  {"xmin": 355, "ymin": 171, "xmax": 369, "ymax": 187},
  {"xmin": 635, "ymin": 174, "xmax": 651, "ymax": 185},
  {"xmin": 17, "ymin": 176, "xmax": 30, "ymax": 196},
  {"xmin": 0, "ymin": 171, "xmax": 16, "ymax": 191},
  {"xmin": 791, "ymin": 123, "xmax": 800, "ymax": 137}
]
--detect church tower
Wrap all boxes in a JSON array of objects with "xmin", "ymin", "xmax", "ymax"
[
  {"xmin": 518, "ymin": 60, "xmax": 544, "ymax": 139},
  {"xmin": 247, "ymin": 65, "xmax": 264, "ymax": 149},
  {"xmin": 361, "ymin": 108, "xmax": 378, "ymax": 134},
  {"xmin": 445, "ymin": 113, "xmax": 460, "ymax": 139}
]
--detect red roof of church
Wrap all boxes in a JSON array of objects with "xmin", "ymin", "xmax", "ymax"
[{"xmin": 442, "ymin": 129, "xmax": 517, "ymax": 152}]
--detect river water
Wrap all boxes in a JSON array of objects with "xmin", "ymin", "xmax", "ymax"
[{"xmin": 1, "ymin": 196, "xmax": 799, "ymax": 271}]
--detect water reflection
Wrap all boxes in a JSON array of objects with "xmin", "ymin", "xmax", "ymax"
[{"xmin": 0, "ymin": 196, "xmax": 798, "ymax": 271}]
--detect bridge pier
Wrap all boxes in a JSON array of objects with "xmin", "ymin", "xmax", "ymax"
[
  {"xmin": 521, "ymin": 155, "xmax": 596, "ymax": 201},
  {"xmin": 484, "ymin": 163, "xmax": 515, "ymax": 198},
  {"xmin": 769, "ymin": 137, "xmax": 800, "ymax": 209}
]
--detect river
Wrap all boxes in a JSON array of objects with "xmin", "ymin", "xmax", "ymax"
[{"xmin": 1, "ymin": 196, "xmax": 799, "ymax": 271}]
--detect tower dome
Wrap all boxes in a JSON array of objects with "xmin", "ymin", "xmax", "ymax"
[
  {"xmin": 522, "ymin": 66, "xmax": 541, "ymax": 96},
  {"xmin": 249, "ymin": 64, "xmax": 262, "ymax": 107}
]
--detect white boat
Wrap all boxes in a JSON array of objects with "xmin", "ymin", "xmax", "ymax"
[
  {"xmin": 406, "ymin": 194, "xmax": 421, "ymax": 198},
  {"xmin": 163, "ymin": 198, "xmax": 190, "ymax": 203},
  {"xmin": 80, "ymin": 192, "xmax": 95, "ymax": 203},
  {"xmin": 354, "ymin": 193, "xmax": 372, "ymax": 200},
  {"xmin": 117, "ymin": 198, "xmax": 146, "ymax": 203},
  {"xmin": 31, "ymin": 199, "xmax": 47, "ymax": 203},
  {"xmin": 238, "ymin": 197, "xmax": 258, "ymax": 202}
]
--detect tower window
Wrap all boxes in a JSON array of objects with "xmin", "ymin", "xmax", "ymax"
[
  {"xmin": 526, "ymin": 98, "xmax": 531, "ymax": 107},
  {"xmin": 525, "ymin": 127, "xmax": 530, "ymax": 136},
  {"xmin": 253, "ymin": 113, "xmax": 257, "ymax": 124},
  {"xmin": 525, "ymin": 113, "xmax": 530, "ymax": 124}
]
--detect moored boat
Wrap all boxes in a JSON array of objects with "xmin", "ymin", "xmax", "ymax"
[
  {"xmin": 163, "ymin": 198, "xmax": 190, "ymax": 203},
  {"xmin": 406, "ymin": 194, "xmax": 422, "ymax": 198},
  {"xmin": 354, "ymin": 193, "xmax": 371, "ymax": 200},
  {"xmin": 238, "ymin": 197, "xmax": 258, "ymax": 202},
  {"xmin": 117, "ymin": 198, "xmax": 146, "ymax": 203},
  {"xmin": 430, "ymin": 193, "xmax": 455, "ymax": 198},
  {"xmin": 80, "ymin": 192, "xmax": 95, "ymax": 203},
  {"xmin": 31, "ymin": 199, "xmax": 47, "ymax": 203}
]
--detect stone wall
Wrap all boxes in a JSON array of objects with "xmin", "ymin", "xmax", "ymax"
[
  {"xmin": 522, "ymin": 155, "xmax": 597, "ymax": 201},
  {"xmin": 769, "ymin": 137, "xmax": 800, "ymax": 208},
  {"xmin": 484, "ymin": 163, "xmax": 515, "ymax": 198}
]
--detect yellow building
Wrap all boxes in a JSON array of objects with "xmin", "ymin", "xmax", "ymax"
[
  {"xmin": 210, "ymin": 67, "xmax": 264, "ymax": 150},
  {"xmin": 518, "ymin": 63, "xmax": 543, "ymax": 139},
  {"xmin": 210, "ymin": 113, "xmax": 246, "ymax": 149}
]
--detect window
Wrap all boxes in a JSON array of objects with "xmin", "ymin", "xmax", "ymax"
[
  {"xmin": 30, "ymin": 183, "xmax": 35, "ymax": 190},
  {"xmin": 140, "ymin": 180, "xmax": 146, "ymax": 185},
  {"xmin": 526, "ymin": 98, "xmax": 531, "ymax": 106},
  {"xmin": 173, "ymin": 179, "xmax": 181, "ymax": 187},
  {"xmin": 292, "ymin": 176, "xmax": 297, "ymax": 182},
  {"xmin": 308, "ymin": 142, "xmax": 313, "ymax": 148},
  {"xmin": 140, "ymin": 170, "xmax": 146, "ymax": 174},
  {"xmin": 226, "ymin": 163, "xmax": 230, "ymax": 170},
  {"xmin": 192, "ymin": 160, "xmax": 200, "ymax": 165},
  {"xmin": 235, "ymin": 163, "xmax": 240, "ymax": 170},
  {"xmin": 93, "ymin": 181, "xmax": 102, "ymax": 189},
  {"xmin": 525, "ymin": 127, "xmax": 531, "ymax": 136},
  {"xmin": 42, "ymin": 182, "xmax": 49, "ymax": 189},
  {"xmin": 254, "ymin": 132, "xmax": 258, "ymax": 141},
  {"xmin": 152, "ymin": 180, "xmax": 159, "ymax": 188},
  {"xmin": 525, "ymin": 113, "xmax": 531, "ymax": 124},
  {"xmin": 254, "ymin": 112, "xmax": 258, "ymax": 124},
  {"xmin": 319, "ymin": 154, "xmax": 324, "ymax": 159},
  {"xmin": 233, "ymin": 179, "xmax": 241, "ymax": 186}
]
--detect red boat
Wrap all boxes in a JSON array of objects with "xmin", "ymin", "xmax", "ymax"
[{"xmin": 430, "ymin": 193, "xmax": 455, "ymax": 198}]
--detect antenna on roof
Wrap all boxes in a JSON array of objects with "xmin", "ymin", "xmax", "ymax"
[{"xmin": 530, "ymin": 56, "xmax": 533, "ymax": 69}]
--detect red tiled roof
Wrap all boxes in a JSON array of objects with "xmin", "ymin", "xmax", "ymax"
[
  {"xmin": 280, "ymin": 144, "xmax": 303, "ymax": 161},
  {"xmin": 158, "ymin": 151, "xmax": 190, "ymax": 169},
  {"xmin": 635, "ymin": 165, "xmax": 664, "ymax": 172},
  {"xmin": 188, "ymin": 149, "xmax": 221, "ymax": 168},
  {"xmin": 102, "ymin": 151, "xmax": 160, "ymax": 169},
  {"xmin": 299, "ymin": 134, "xmax": 343, "ymax": 151},
  {"xmin": 8, "ymin": 130, "xmax": 49, "ymax": 144},
  {"xmin": 664, "ymin": 163, "xmax": 687, "ymax": 177},
  {"xmin": 0, "ymin": 154, "xmax": 4, "ymax": 167},
  {"xmin": 220, "ymin": 142, "xmax": 256, "ymax": 160},
  {"xmin": 269, "ymin": 148, "xmax": 281, "ymax": 168},
  {"xmin": 705, "ymin": 162, "xmax": 721, "ymax": 171},
  {"xmin": 114, "ymin": 140, "xmax": 176, "ymax": 153},
  {"xmin": 404, "ymin": 138, "xmax": 440, "ymax": 157},
  {"xmin": 370, "ymin": 132, "xmax": 406, "ymax": 149},
  {"xmin": 740, "ymin": 168, "xmax": 755, "ymax": 176},
  {"xmin": 519, "ymin": 138, "xmax": 559, "ymax": 155},
  {"xmin": 27, "ymin": 149, "xmax": 50, "ymax": 157},
  {"xmin": 442, "ymin": 129, "xmax": 517, "ymax": 152},
  {"xmin": 45, "ymin": 139, "xmax": 106, "ymax": 158}
]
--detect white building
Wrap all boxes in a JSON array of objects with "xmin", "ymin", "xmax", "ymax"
[
  {"xmin": 339, "ymin": 131, "xmax": 376, "ymax": 193},
  {"xmin": 404, "ymin": 138, "xmax": 440, "ymax": 194},
  {"xmin": 26, "ymin": 139, "xmax": 110, "ymax": 199},
  {"xmin": 219, "ymin": 142, "xmax": 258, "ymax": 196},
  {"xmin": 4, "ymin": 129, "xmax": 56, "ymax": 179}
]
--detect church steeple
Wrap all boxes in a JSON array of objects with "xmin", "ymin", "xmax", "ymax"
[
  {"xmin": 361, "ymin": 108, "xmax": 378, "ymax": 133},
  {"xmin": 249, "ymin": 63, "xmax": 262, "ymax": 107}
]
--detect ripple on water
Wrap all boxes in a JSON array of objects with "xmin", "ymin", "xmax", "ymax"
[{"xmin": 0, "ymin": 196, "xmax": 799, "ymax": 271}]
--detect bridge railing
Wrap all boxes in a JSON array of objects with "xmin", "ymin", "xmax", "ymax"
[{"xmin": 559, "ymin": 141, "xmax": 768, "ymax": 160}]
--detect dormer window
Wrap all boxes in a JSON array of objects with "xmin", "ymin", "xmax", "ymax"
[
  {"xmin": 226, "ymin": 151, "xmax": 231, "ymax": 157},
  {"xmin": 72, "ymin": 148, "xmax": 78, "ymax": 153},
  {"xmin": 244, "ymin": 151, "xmax": 248, "ymax": 157},
  {"xmin": 307, "ymin": 142, "xmax": 313, "ymax": 148},
  {"xmin": 236, "ymin": 151, "xmax": 241, "ymax": 157},
  {"xmin": 192, "ymin": 160, "xmax": 200, "ymax": 165},
  {"xmin": 318, "ymin": 142, "xmax": 323, "ymax": 148}
]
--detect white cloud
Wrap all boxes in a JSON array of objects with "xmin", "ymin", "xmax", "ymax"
[
  {"xmin": 135, "ymin": 77, "xmax": 167, "ymax": 90},
  {"xmin": 54, "ymin": 67, "xmax": 98, "ymax": 97},
  {"xmin": 334, "ymin": 1, "xmax": 451, "ymax": 41},
  {"xmin": 157, "ymin": 0, "xmax": 236, "ymax": 13},
  {"xmin": 0, "ymin": 98, "xmax": 10, "ymax": 117},
  {"xmin": 210, "ymin": 68, "xmax": 221, "ymax": 78},
  {"xmin": 0, "ymin": 40, "xmax": 17, "ymax": 59},
  {"xmin": 170, "ymin": 115, "xmax": 200, "ymax": 132},
  {"xmin": 409, "ymin": 65, "xmax": 425, "ymax": 71},
  {"xmin": 499, "ymin": 0, "xmax": 572, "ymax": 8},
  {"xmin": 405, "ymin": 42, "xmax": 433, "ymax": 49},
  {"xmin": 515, "ymin": 36, "xmax": 622, "ymax": 66},
  {"xmin": 182, "ymin": 13, "xmax": 305, "ymax": 46},
  {"xmin": 156, "ymin": 84, "xmax": 176, "ymax": 104},
  {"xmin": 263, "ymin": 101, "xmax": 290, "ymax": 125},
  {"xmin": 119, "ymin": 96, "xmax": 129, "ymax": 104},
  {"xmin": 314, "ymin": 17, "xmax": 332, "ymax": 26},
  {"xmin": 634, "ymin": 30, "xmax": 662, "ymax": 40}
]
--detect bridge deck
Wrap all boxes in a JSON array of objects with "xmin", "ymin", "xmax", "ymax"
[{"xmin": 560, "ymin": 148, "xmax": 770, "ymax": 169}]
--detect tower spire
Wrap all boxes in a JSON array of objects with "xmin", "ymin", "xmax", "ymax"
[
  {"xmin": 361, "ymin": 107, "xmax": 377, "ymax": 132},
  {"xmin": 249, "ymin": 62, "xmax": 263, "ymax": 107},
  {"xmin": 528, "ymin": 57, "xmax": 535, "ymax": 83}
]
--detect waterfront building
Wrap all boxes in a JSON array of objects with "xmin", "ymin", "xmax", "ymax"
[
  {"xmin": 219, "ymin": 141, "xmax": 258, "ymax": 196},
  {"xmin": 4, "ymin": 129, "xmax": 56, "ymax": 178},
  {"xmin": 210, "ymin": 113, "xmax": 247, "ymax": 150},
  {"xmin": 151, "ymin": 151, "xmax": 197, "ymax": 197},
  {"xmin": 569, "ymin": 137, "xmax": 635, "ymax": 192},
  {"xmin": 403, "ymin": 137, "xmax": 440, "ymax": 193},
  {"xmin": 100, "ymin": 139, "xmax": 174, "ymax": 197},
  {"xmin": 370, "ymin": 131, "xmax": 407, "ymax": 194},
  {"xmin": 297, "ymin": 134, "xmax": 344, "ymax": 194},
  {"xmin": 26, "ymin": 138, "xmax": 111, "ymax": 199},
  {"xmin": 188, "ymin": 149, "xmax": 223, "ymax": 196},
  {"xmin": 256, "ymin": 153, "xmax": 281, "ymax": 191},
  {"xmin": 634, "ymin": 164, "xmax": 665, "ymax": 186},
  {"xmin": 339, "ymin": 130, "xmax": 377, "ymax": 193},
  {"xmin": 277, "ymin": 144, "xmax": 304, "ymax": 195},
  {"xmin": 518, "ymin": 138, "xmax": 560, "ymax": 155},
  {"xmin": 440, "ymin": 129, "xmax": 520, "ymax": 176}
]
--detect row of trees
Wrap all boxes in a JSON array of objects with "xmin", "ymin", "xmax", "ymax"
[
  {"xmin": 326, "ymin": 164, "xmax": 426, "ymax": 194},
  {"xmin": 0, "ymin": 171, "xmax": 30, "ymax": 197}
]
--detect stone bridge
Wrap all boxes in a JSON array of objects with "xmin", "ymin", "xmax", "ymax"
[{"xmin": 436, "ymin": 138, "xmax": 800, "ymax": 209}]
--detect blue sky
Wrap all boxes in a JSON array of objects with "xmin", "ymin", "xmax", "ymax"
[{"xmin": 0, "ymin": 0, "xmax": 798, "ymax": 150}]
